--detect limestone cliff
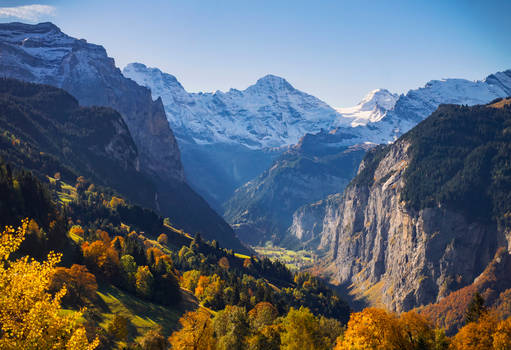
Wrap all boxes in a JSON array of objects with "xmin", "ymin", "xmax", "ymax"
[{"xmin": 316, "ymin": 102, "xmax": 511, "ymax": 312}]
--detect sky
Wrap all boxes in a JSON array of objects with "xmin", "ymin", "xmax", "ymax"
[{"xmin": 0, "ymin": 1, "xmax": 510, "ymax": 107}]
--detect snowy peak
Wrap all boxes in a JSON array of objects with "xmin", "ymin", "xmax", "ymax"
[
  {"xmin": 391, "ymin": 73, "xmax": 511, "ymax": 125},
  {"xmin": 336, "ymin": 88, "xmax": 399, "ymax": 126},
  {"xmin": 358, "ymin": 88, "xmax": 399, "ymax": 111},
  {"xmin": 248, "ymin": 74, "xmax": 294, "ymax": 93}
]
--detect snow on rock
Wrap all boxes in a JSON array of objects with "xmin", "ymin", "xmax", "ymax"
[
  {"xmin": 335, "ymin": 89, "xmax": 399, "ymax": 127},
  {"xmin": 124, "ymin": 63, "xmax": 340, "ymax": 149}
]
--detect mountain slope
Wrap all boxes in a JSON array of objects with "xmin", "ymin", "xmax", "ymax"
[
  {"xmin": 316, "ymin": 100, "xmax": 511, "ymax": 312},
  {"xmin": 0, "ymin": 78, "xmax": 156, "ymax": 208},
  {"xmin": 0, "ymin": 23, "xmax": 248, "ymax": 253},
  {"xmin": 223, "ymin": 140, "xmax": 369, "ymax": 246}
]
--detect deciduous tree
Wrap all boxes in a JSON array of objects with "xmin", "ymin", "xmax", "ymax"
[{"xmin": 0, "ymin": 219, "xmax": 98, "ymax": 349}]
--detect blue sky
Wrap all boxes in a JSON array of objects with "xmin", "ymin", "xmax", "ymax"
[{"xmin": 0, "ymin": 0, "xmax": 509, "ymax": 106}]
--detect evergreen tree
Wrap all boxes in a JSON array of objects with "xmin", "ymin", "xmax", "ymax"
[{"xmin": 465, "ymin": 292, "xmax": 486, "ymax": 324}]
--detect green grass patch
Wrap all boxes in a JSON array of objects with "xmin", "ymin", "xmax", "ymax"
[
  {"xmin": 253, "ymin": 243, "xmax": 315, "ymax": 271},
  {"xmin": 95, "ymin": 284, "xmax": 197, "ymax": 346}
]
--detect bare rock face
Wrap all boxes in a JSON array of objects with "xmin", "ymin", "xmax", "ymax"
[
  {"xmin": 288, "ymin": 193, "xmax": 341, "ymax": 250},
  {"xmin": 320, "ymin": 140, "xmax": 499, "ymax": 312},
  {"xmin": 0, "ymin": 22, "xmax": 183, "ymax": 183}
]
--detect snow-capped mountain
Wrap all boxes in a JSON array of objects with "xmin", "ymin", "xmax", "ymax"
[
  {"xmin": 312, "ymin": 71, "xmax": 511, "ymax": 149},
  {"xmin": 391, "ymin": 75, "xmax": 511, "ymax": 123},
  {"xmin": 123, "ymin": 63, "xmax": 340, "ymax": 149},
  {"xmin": 335, "ymin": 89, "xmax": 399, "ymax": 127}
]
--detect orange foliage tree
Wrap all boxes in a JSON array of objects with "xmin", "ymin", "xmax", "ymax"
[
  {"xmin": 50, "ymin": 264, "xmax": 98, "ymax": 305},
  {"xmin": 82, "ymin": 236, "xmax": 120, "ymax": 279}
]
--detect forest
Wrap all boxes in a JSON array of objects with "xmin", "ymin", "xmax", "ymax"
[{"xmin": 2, "ymin": 138, "xmax": 511, "ymax": 349}]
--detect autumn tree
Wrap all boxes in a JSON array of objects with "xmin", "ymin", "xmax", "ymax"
[
  {"xmin": 50, "ymin": 264, "xmax": 98, "ymax": 306},
  {"xmin": 0, "ymin": 219, "xmax": 98, "ymax": 349},
  {"xmin": 398, "ymin": 311, "xmax": 437, "ymax": 349},
  {"xmin": 218, "ymin": 256, "xmax": 230, "ymax": 269},
  {"xmin": 138, "ymin": 326, "xmax": 168, "ymax": 350},
  {"xmin": 181, "ymin": 270, "xmax": 201, "ymax": 292},
  {"xmin": 136, "ymin": 265, "xmax": 154, "ymax": 298},
  {"xmin": 248, "ymin": 302, "xmax": 278, "ymax": 332},
  {"xmin": 107, "ymin": 314, "xmax": 130, "ymax": 342},
  {"xmin": 109, "ymin": 196, "xmax": 125, "ymax": 209},
  {"xmin": 69, "ymin": 225, "xmax": 85, "ymax": 238},
  {"xmin": 246, "ymin": 324, "xmax": 282, "ymax": 350},
  {"xmin": 120, "ymin": 254, "xmax": 138, "ymax": 291},
  {"xmin": 493, "ymin": 317, "xmax": 511, "ymax": 350},
  {"xmin": 195, "ymin": 274, "xmax": 224, "ymax": 309},
  {"xmin": 280, "ymin": 307, "xmax": 329, "ymax": 350},
  {"xmin": 168, "ymin": 309, "xmax": 215, "ymax": 350},
  {"xmin": 450, "ymin": 313, "xmax": 498, "ymax": 350},
  {"xmin": 337, "ymin": 307, "xmax": 449, "ymax": 350},
  {"xmin": 213, "ymin": 305, "xmax": 250, "ymax": 350},
  {"xmin": 336, "ymin": 307, "xmax": 405, "ymax": 350},
  {"xmin": 319, "ymin": 316, "xmax": 344, "ymax": 349},
  {"xmin": 82, "ymin": 239, "xmax": 120, "ymax": 279}
]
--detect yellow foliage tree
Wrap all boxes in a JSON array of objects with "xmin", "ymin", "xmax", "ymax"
[
  {"xmin": 450, "ymin": 312, "xmax": 511, "ymax": 350},
  {"xmin": 449, "ymin": 313, "xmax": 497, "ymax": 350},
  {"xmin": 109, "ymin": 196, "xmax": 125, "ymax": 209},
  {"xmin": 0, "ymin": 219, "xmax": 99, "ymax": 349},
  {"xmin": 493, "ymin": 317, "xmax": 511, "ymax": 350},
  {"xmin": 168, "ymin": 309, "xmax": 215, "ymax": 350},
  {"xmin": 336, "ymin": 308, "xmax": 408, "ymax": 350}
]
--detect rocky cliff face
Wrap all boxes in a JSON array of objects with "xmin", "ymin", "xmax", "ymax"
[
  {"xmin": 315, "ymin": 102, "xmax": 511, "ymax": 312},
  {"xmin": 0, "ymin": 22, "xmax": 183, "ymax": 183},
  {"xmin": 287, "ymin": 194, "xmax": 341, "ymax": 249},
  {"xmin": 321, "ymin": 141, "xmax": 496, "ymax": 311}
]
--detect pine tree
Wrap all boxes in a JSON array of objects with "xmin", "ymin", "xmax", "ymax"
[{"xmin": 465, "ymin": 292, "xmax": 486, "ymax": 324}]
